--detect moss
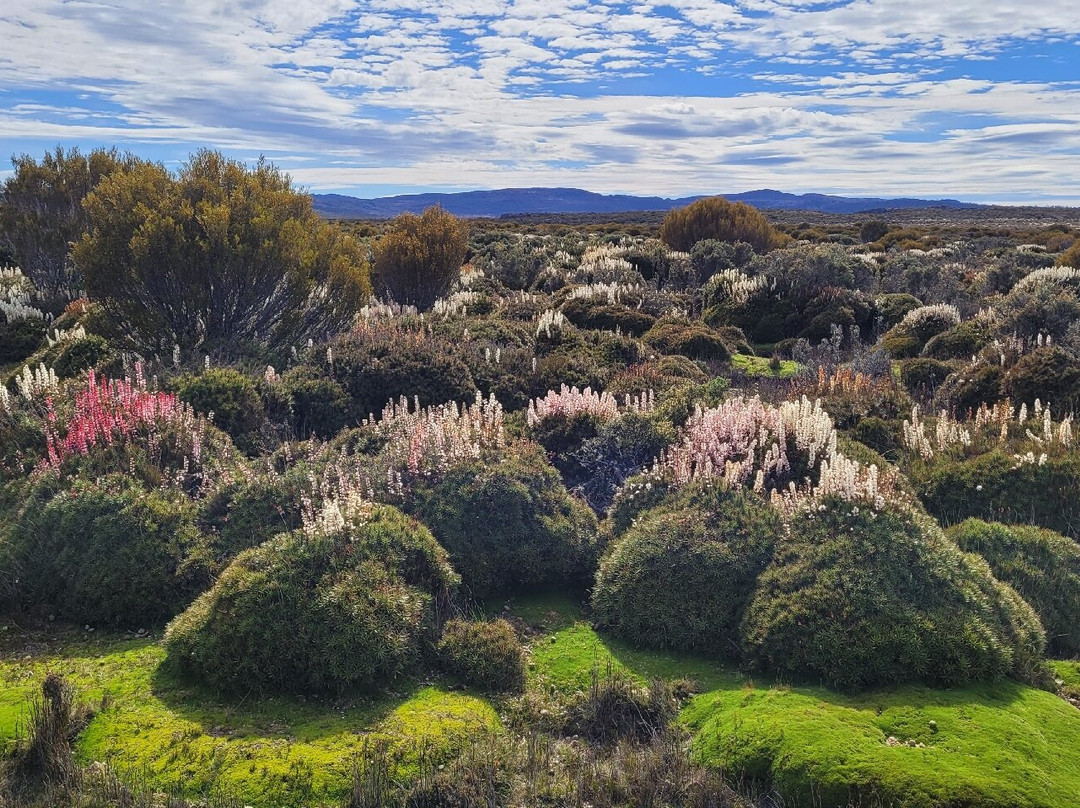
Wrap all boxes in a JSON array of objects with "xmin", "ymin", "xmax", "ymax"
[{"xmin": 730, "ymin": 353, "xmax": 800, "ymax": 378}]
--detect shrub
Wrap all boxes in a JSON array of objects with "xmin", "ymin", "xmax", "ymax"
[
  {"xmin": 373, "ymin": 206, "xmax": 469, "ymax": 310},
  {"xmin": 279, "ymin": 365, "xmax": 352, "ymax": 439},
  {"xmin": 741, "ymin": 499, "xmax": 1046, "ymax": 690},
  {"xmin": 3, "ymin": 477, "xmax": 211, "ymax": 627},
  {"xmin": 899, "ymin": 358, "xmax": 952, "ymax": 394},
  {"xmin": 74, "ymin": 150, "xmax": 370, "ymax": 350},
  {"xmin": 172, "ymin": 368, "xmax": 265, "ymax": 454},
  {"xmin": 408, "ymin": 444, "xmax": 602, "ymax": 598},
  {"xmin": 1059, "ymin": 241, "xmax": 1080, "ymax": 269},
  {"xmin": 566, "ymin": 667, "xmax": 677, "ymax": 744},
  {"xmin": 593, "ymin": 486, "xmax": 781, "ymax": 659},
  {"xmin": 850, "ymin": 416, "xmax": 899, "ymax": 458},
  {"xmin": 876, "ymin": 293, "xmax": 922, "ymax": 329},
  {"xmin": 659, "ymin": 197, "xmax": 786, "ymax": 253},
  {"xmin": 921, "ymin": 319, "xmax": 990, "ymax": 360},
  {"xmin": 859, "ymin": 220, "xmax": 889, "ymax": 244},
  {"xmin": 0, "ymin": 318, "xmax": 45, "ymax": 365},
  {"xmin": 642, "ymin": 321, "xmax": 731, "ymax": 361},
  {"xmin": 572, "ymin": 411, "xmax": 675, "ymax": 512},
  {"xmin": 560, "ymin": 297, "xmax": 656, "ymax": 336},
  {"xmin": 198, "ymin": 470, "xmax": 307, "ymax": 560},
  {"xmin": 438, "ymin": 618, "xmax": 525, "ymax": 692},
  {"xmin": 1003, "ymin": 346, "xmax": 1080, "ymax": 409},
  {"xmin": 50, "ymin": 334, "xmax": 112, "ymax": 378},
  {"xmin": 882, "ymin": 304, "xmax": 961, "ymax": 358},
  {"xmin": 164, "ymin": 505, "xmax": 458, "ymax": 694},
  {"xmin": 935, "ymin": 363, "xmax": 1004, "ymax": 415},
  {"xmin": 948, "ymin": 519, "xmax": 1080, "ymax": 658}
]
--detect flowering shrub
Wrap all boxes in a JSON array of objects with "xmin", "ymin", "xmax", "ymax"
[{"xmin": 527, "ymin": 385, "xmax": 619, "ymax": 428}]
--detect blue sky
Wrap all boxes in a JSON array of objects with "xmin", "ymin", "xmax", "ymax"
[{"xmin": 2, "ymin": 0, "xmax": 1079, "ymax": 203}]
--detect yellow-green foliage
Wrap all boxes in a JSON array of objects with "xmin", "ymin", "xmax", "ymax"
[
  {"xmin": 438, "ymin": 618, "xmax": 525, "ymax": 692},
  {"xmin": 164, "ymin": 505, "xmax": 458, "ymax": 694},
  {"xmin": 659, "ymin": 197, "xmax": 786, "ymax": 253},
  {"xmin": 372, "ymin": 206, "xmax": 469, "ymax": 310}
]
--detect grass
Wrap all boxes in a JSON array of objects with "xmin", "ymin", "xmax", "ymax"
[
  {"xmin": 511, "ymin": 595, "xmax": 1080, "ymax": 808},
  {"xmin": 0, "ymin": 622, "xmax": 497, "ymax": 808},
  {"xmin": 731, "ymin": 353, "xmax": 800, "ymax": 378}
]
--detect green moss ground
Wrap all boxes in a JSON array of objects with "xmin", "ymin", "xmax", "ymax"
[
  {"xmin": 513, "ymin": 596, "xmax": 1080, "ymax": 808},
  {"xmin": 0, "ymin": 621, "xmax": 497, "ymax": 808},
  {"xmin": 731, "ymin": 353, "xmax": 800, "ymax": 378}
]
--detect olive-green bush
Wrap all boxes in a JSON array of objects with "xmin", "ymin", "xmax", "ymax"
[
  {"xmin": 899, "ymin": 357, "xmax": 952, "ymax": 394},
  {"xmin": 173, "ymin": 368, "xmax": 265, "ymax": 454},
  {"xmin": 198, "ymin": 470, "xmax": 307, "ymax": 561},
  {"xmin": 948, "ymin": 519, "xmax": 1080, "ymax": 658},
  {"xmin": 50, "ymin": 334, "xmax": 112, "ymax": 378},
  {"xmin": 164, "ymin": 505, "xmax": 458, "ymax": 694},
  {"xmin": 278, "ymin": 365, "xmax": 352, "ymax": 439},
  {"xmin": 1003, "ymin": 346, "xmax": 1080, "ymax": 410},
  {"xmin": 0, "ymin": 319, "xmax": 45, "ymax": 365},
  {"xmin": 437, "ymin": 618, "xmax": 525, "ymax": 692},
  {"xmin": 560, "ymin": 297, "xmax": 656, "ymax": 337},
  {"xmin": 741, "ymin": 499, "xmax": 1046, "ymax": 690},
  {"xmin": 408, "ymin": 444, "xmax": 602, "ymax": 598},
  {"xmin": 593, "ymin": 486, "xmax": 781, "ymax": 658},
  {"xmin": 642, "ymin": 321, "xmax": 731, "ymax": 362},
  {"xmin": 2, "ymin": 477, "xmax": 211, "ymax": 627}
]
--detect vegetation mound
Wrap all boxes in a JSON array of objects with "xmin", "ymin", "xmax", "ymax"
[
  {"xmin": 437, "ymin": 617, "xmax": 525, "ymax": 692},
  {"xmin": 741, "ymin": 498, "xmax": 1046, "ymax": 690},
  {"xmin": 408, "ymin": 444, "xmax": 602, "ymax": 598},
  {"xmin": 164, "ymin": 505, "xmax": 458, "ymax": 694},
  {"xmin": 948, "ymin": 518, "xmax": 1080, "ymax": 658},
  {"xmin": 592, "ymin": 486, "xmax": 781, "ymax": 658}
]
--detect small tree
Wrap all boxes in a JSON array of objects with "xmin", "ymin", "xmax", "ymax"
[
  {"xmin": 372, "ymin": 206, "xmax": 468, "ymax": 310},
  {"xmin": 0, "ymin": 146, "xmax": 140, "ymax": 296},
  {"xmin": 859, "ymin": 219, "xmax": 889, "ymax": 244},
  {"xmin": 659, "ymin": 197, "xmax": 786, "ymax": 253},
  {"xmin": 73, "ymin": 150, "xmax": 371, "ymax": 351},
  {"xmin": 1059, "ymin": 241, "xmax": 1080, "ymax": 269}
]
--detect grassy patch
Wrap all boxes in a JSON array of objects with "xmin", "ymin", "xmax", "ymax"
[
  {"xmin": 0, "ymin": 628, "xmax": 497, "ymax": 808},
  {"xmin": 514, "ymin": 596, "xmax": 1080, "ymax": 808},
  {"xmin": 731, "ymin": 353, "xmax": 800, "ymax": 378}
]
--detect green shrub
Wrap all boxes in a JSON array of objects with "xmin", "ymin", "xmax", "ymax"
[
  {"xmin": 741, "ymin": 499, "xmax": 1046, "ymax": 690},
  {"xmin": 173, "ymin": 368, "xmax": 264, "ymax": 454},
  {"xmin": 922, "ymin": 319, "xmax": 991, "ymax": 360},
  {"xmin": 198, "ymin": 470, "xmax": 307, "ymax": 561},
  {"xmin": 3, "ymin": 477, "xmax": 211, "ymax": 627},
  {"xmin": 50, "ymin": 334, "xmax": 112, "ymax": 378},
  {"xmin": 642, "ymin": 321, "xmax": 731, "ymax": 361},
  {"xmin": 876, "ymin": 293, "xmax": 922, "ymax": 329},
  {"xmin": 0, "ymin": 319, "xmax": 45, "ymax": 364},
  {"xmin": 948, "ymin": 519, "xmax": 1080, "ymax": 658},
  {"xmin": 164, "ymin": 505, "xmax": 458, "ymax": 694},
  {"xmin": 560, "ymin": 297, "xmax": 656, "ymax": 336},
  {"xmin": 572, "ymin": 412, "xmax": 676, "ymax": 512},
  {"xmin": 593, "ymin": 486, "xmax": 781, "ymax": 658},
  {"xmin": 914, "ymin": 450, "xmax": 1080, "ymax": 540},
  {"xmin": 1003, "ymin": 346, "xmax": 1080, "ymax": 409},
  {"xmin": 899, "ymin": 357, "xmax": 952, "ymax": 394},
  {"xmin": 438, "ymin": 618, "xmax": 525, "ymax": 692},
  {"xmin": 408, "ymin": 444, "xmax": 602, "ymax": 598},
  {"xmin": 372, "ymin": 206, "xmax": 468, "ymax": 310},
  {"xmin": 935, "ymin": 363, "xmax": 1004, "ymax": 415},
  {"xmin": 279, "ymin": 365, "xmax": 352, "ymax": 439}
]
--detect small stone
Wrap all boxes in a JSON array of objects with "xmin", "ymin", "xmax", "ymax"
[{"xmin": 928, "ymin": 720, "xmax": 938, "ymax": 733}]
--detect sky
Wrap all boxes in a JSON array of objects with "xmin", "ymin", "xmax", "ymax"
[{"xmin": 1, "ymin": 0, "xmax": 1079, "ymax": 203}]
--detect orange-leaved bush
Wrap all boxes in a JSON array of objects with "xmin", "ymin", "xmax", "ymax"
[
  {"xmin": 372, "ymin": 205, "xmax": 469, "ymax": 310},
  {"xmin": 659, "ymin": 197, "xmax": 787, "ymax": 253}
]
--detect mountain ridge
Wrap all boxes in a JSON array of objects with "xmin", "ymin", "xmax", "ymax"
[{"xmin": 311, "ymin": 187, "xmax": 978, "ymax": 219}]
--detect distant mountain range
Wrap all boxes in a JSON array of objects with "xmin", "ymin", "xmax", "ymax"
[{"xmin": 312, "ymin": 187, "xmax": 978, "ymax": 219}]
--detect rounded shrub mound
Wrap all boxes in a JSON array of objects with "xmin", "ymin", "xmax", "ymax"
[
  {"xmin": 172, "ymin": 368, "xmax": 265, "ymax": 454},
  {"xmin": 408, "ymin": 443, "xmax": 602, "ymax": 598},
  {"xmin": 593, "ymin": 485, "xmax": 782, "ymax": 659},
  {"xmin": 437, "ymin": 618, "xmax": 525, "ymax": 692},
  {"xmin": 948, "ymin": 518, "xmax": 1080, "ymax": 658},
  {"xmin": 741, "ymin": 499, "xmax": 1046, "ymax": 690},
  {"xmin": 164, "ymin": 505, "xmax": 458, "ymax": 694},
  {"xmin": 3, "ymin": 476, "xmax": 211, "ymax": 627}
]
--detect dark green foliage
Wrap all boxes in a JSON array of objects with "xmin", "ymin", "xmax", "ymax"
[
  {"xmin": 164, "ymin": 505, "xmax": 458, "ymax": 694},
  {"xmin": 593, "ymin": 486, "xmax": 781, "ymax": 658},
  {"xmin": 859, "ymin": 220, "xmax": 889, "ymax": 244},
  {"xmin": 948, "ymin": 519, "xmax": 1080, "ymax": 657},
  {"xmin": 408, "ymin": 444, "xmax": 602, "ymax": 598},
  {"xmin": 278, "ymin": 365, "xmax": 352, "ymax": 439},
  {"xmin": 880, "ymin": 332, "xmax": 921, "ymax": 359},
  {"xmin": 875, "ymin": 293, "xmax": 922, "ymax": 329},
  {"xmin": 0, "ymin": 319, "xmax": 45, "ymax": 365},
  {"xmin": 50, "ymin": 335, "xmax": 112, "ymax": 378},
  {"xmin": 528, "ymin": 411, "xmax": 604, "ymax": 460},
  {"xmin": 3, "ymin": 477, "xmax": 211, "ymax": 627},
  {"xmin": 850, "ymin": 416, "xmax": 899, "ymax": 458},
  {"xmin": 571, "ymin": 412, "xmax": 675, "ymax": 512},
  {"xmin": 914, "ymin": 450, "xmax": 1080, "ymax": 540},
  {"xmin": 922, "ymin": 319, "xmax": 991, "ymax": 360},
  {"xmin": 689, "ymin": 239, "xmax": 755, "ymax": 283},
  {"xmin": 899, "ymin": 357, "xmax": 952, "ymax": 394},
  {"xmin": 198, "ymin": 471, "xmax": 306, "ymax": 560},
  {"xmin": 438, "ymin": 618, "xmax": 525, "ymax": 692},
  {"xmin": 560, "ymin": 297, "xmax": 656, "ymax": 336},
  {"xmin": 172, "ymin": 369, "xmax": 264, "ymax": 454},
  {"xmin": 642, "ymin": 321, "xmax": 731, "ymax": 361},
  {"xmin": 330, "ymin": 332, "xmax": 477, "ymax": 421},
  {"xmin": 741, "ymin": 499, "xmax": 1046, "ymax": 690},
  {"xmin": 935, "ymin": 363, "xmax": 1004, "ymax": 414},
  {"xmin": 1003, "ymin": 346, "xmax": 1080, "ymax": 409}
]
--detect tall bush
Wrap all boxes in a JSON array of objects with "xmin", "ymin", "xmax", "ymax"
[
  {"xmin": 373, "ymin": 206, "xmax": 469, "ymax": 310},
  {"xmin": 659, "ymin": 197, "xmax": 786, "ymax": 253}
]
